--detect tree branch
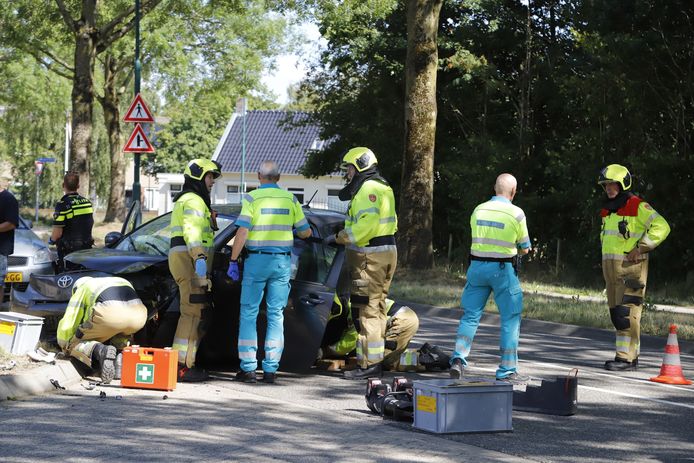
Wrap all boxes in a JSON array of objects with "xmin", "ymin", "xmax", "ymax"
[
  {"xmin": 25, "ymin": 49, "xmax": 74, "ymax": 80},
  {"xmin": 54, "ymin": 0, "xmax": 76, "ymax": 32},
  {"xmin": 97, "ymin": 0, "xmax": 163, "ymax": 53}
]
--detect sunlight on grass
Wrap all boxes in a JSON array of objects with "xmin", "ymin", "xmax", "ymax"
[{"xmin": 391, "ymin": 266, "xmax": 694, "ymax": 341}]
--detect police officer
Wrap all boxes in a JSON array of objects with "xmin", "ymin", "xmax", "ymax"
[
  {"xmin": 324, "ymin": 295, "xmax": 419, "ymax": 371},
  {"xmin": 598, "ymin": 164, "xmax": 670, "ymax": 371},
  {"xmin": 227, "ymin": 160, "xmax": 311, "ymax": 384},
  {"xmin": 51, "ymin": 172, "xmax": 94, "ymax": 272},
  {"xmin": 57, "ymin": 277, "xmax": 148, "ymax": 384},
  {"xmin": 169, "ymin": 158, "xmax": 221, "ymax": 382},
  {"xmin": 450, "ymin": 173, "xmax": 531, "ymax": 383},
  {"xmin": 324, "ymin": 147, "xmax": 398, "ymax": 379}
]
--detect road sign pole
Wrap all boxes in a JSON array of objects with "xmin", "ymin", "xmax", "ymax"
[
  {"xmin": 35, "ymin": 172, "xmax": 40, "ymax": 223},
  {"xmin": 132, "ymin": 0, "xmax": 142, "ymax": 226}
]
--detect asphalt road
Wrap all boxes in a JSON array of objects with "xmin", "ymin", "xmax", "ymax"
[{"xmin": 1, "ymin": 305, "xmax": 693, "ymax": 463}]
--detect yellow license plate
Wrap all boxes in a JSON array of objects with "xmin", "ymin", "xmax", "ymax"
[{"xmin": 4, "ymin": 272, "xmax": 23, "ymax": 283}]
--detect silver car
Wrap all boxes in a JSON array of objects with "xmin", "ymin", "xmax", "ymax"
[{"xmin": 2, "ymin": 217, "xmax": 56, "ymax": 307}]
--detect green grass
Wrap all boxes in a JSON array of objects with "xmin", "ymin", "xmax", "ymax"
[{"xmin": 390, "ymin": 266, "xmax": 694, "ymax": 341}]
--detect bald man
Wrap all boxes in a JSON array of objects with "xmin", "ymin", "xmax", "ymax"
[{"xmin": 449, "ymin": 173, "xmax": 532, "ymax": 383}]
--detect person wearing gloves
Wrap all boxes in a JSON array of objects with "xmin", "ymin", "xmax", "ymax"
[
  {"xmin": 227, "ymin": 160, "xmax": 311, "ymax": 384},
  {"xmin": 169, "ymin": 158, "xmax": 221, "ymax": 382}
]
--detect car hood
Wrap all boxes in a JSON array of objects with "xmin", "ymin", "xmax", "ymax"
[
  {"xmin": 66, "ymin": 248, "xmax": 167, "ymax": 274},
  {"xmin": 13, "ymin": 228, "xmax": 49, "ymax": 256}
]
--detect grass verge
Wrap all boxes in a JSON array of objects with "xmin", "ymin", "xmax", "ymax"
[{"xmin": 390, "ymin": 266, "xmax": 694, "ymax": 341}]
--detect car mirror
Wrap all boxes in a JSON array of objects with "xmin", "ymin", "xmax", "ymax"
[{"xmin": 104, "ymin": 231, "xmax": 123, "ymax": 248}]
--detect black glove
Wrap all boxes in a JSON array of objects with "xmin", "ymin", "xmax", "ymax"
[{"xmin": 323, "ymin": 234, "xmax": 337, "ymax": 246}]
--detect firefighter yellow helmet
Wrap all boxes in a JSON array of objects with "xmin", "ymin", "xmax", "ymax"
[
  {"xmin": 341, "ymin": 147, "xmax": 378, "ymax": 173},
  {"xmin": 184, "ymin": 159, "xmax": 222, "ymax": 181},
  {"xmin": 598, "ymin": 164, "xmax": 632, "ymax": 191}
]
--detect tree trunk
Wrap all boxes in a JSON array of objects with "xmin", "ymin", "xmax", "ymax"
[
  {"xmin": 69, "ymin": 2, "xmax": 98, "ymax": 196},
  {"xmin": 100, "ymin": 54, "xmax": 127, "ymax": 223},
  {"xmin": 398, "ymin": 0, "xmax": 442, "ymax": 269}
]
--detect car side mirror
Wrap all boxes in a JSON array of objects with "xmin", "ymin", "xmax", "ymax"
[{"xmin": 104, "ymin": 231, "xmax": 123, "ymax": 248}]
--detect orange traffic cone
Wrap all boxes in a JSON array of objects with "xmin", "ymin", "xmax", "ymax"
[{"xmin": 650, "ymin": 324, "xmax": 692, "ymax": 385}]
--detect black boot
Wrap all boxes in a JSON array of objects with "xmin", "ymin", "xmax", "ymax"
[
  {"xmin": 91, "ymin": 344, "xmax": 117, "ymax": 384},
  {"xmin": 343, "ymin": 363, "xmax": 382, "ymax": 380},
  {"xmin": 449, "ymin": 358, "xmax": 464, "ymax": 379},
  {"xmin": 236, "ymin": 370, "xmax": 257, "ymax": 383},
  {"xmin": 178, "ymin": 366, "xmax": 210, "ymax": 382},
  {"xmin": 604, "ymin": 357, "xmax": 638, "ymax": 371}
]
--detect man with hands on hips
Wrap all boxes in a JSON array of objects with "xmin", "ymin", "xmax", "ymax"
[{"xmin": 227, "ymin": 160, "xmax": 311, "ymax": 383}]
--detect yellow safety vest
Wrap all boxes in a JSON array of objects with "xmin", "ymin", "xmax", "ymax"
[
  {"xmin": 236, "ymin": 185, "xmax": 309, "ymax": 251},
  {"xmin": 600, "ymin": 195, "xmax": 670, "ymax": 260},
  {"xmin": 344, "ymin": 179, "xmax": 397, "ymax": 250},
  {"xmin": 169, "ymin": 192, "xmax": 214, "ymax": 260},
  {"xmin": 469, "ymin": 197, "xmax": 530, "ymax": 259},
  {"xmin": 57, "ymin": 277, "xmax": 137, "ymax": 348}
]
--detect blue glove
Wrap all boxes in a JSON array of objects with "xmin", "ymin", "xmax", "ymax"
[
  {"xmin": 227, "ymin": 261, "xmax": 240, "ymax": 281},
  {"xmin": 48, "ymin": 238, "xmax": 56, "ymax": 245},
  {"xmin": 194, "ymin": 258, "xmax": 206, "ymax": 278}
]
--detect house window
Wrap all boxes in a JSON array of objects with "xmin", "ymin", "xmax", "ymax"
[
  {"xmin": 170, "ymin": 184, "xmax": 182, "ymax": 200},
  {"xmin": 327, "ymin": 189, "xmax": 341, "ymax": 197},
  {"xmin": 310, "ymin": 138, "xmax": 326, "ymax": 151},
  {"xmin": 288, "ymin": 188, "xmax": 304, "ymax": 204},
  {"xmin": 227, "ymin": 185, "xmax": 239, "ymax": 203}
]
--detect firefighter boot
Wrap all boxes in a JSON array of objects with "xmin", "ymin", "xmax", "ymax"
[
  {"xmin": 92, "ymin": 344, "xmax": 117, "ymax": 384},
  {"xmin": 178, "ymin": 366, "xmax": 210, "ymax": 382},
  {"xmin": 605, "ymin": 357, "xmax": 638, "ymax": 371},
  {"xmin": 343, "ymin": 363, "xmax": 383, "ymax": 380}
]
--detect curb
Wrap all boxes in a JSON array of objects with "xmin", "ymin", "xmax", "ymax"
[{"xmin": 0, "ymin": 359, "xmax": 82, "ymax": 401}]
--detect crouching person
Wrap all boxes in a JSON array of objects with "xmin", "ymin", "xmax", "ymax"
[
  {"xmin": 57, "ymin": 276, "xmax": 148, "ymax": 383},
  {"xmin": 325, "ymin": 296, "xmax": 419, "ymax": 371}
]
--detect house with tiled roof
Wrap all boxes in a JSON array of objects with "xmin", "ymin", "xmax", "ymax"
[{"xmin": 155, "ymin": 109, "xmax": 347, "ymax": 214}]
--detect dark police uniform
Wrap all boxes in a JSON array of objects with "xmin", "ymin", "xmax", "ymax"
[{"xmin": 53, "ymin": 193, "xmax": 94, "ymax": 270}]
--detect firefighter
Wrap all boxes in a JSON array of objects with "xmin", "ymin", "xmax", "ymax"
[
  {"xmin": 324, "ymin": 295, "xmax": 419, "ymax": 371},
  {"xmin": 50, "ymin": 172, "xmax": 94, "ymax": 273},
  {"xmin": 324, "ymin": 147, "xmax": 398, "ymax": 379},
  {"xmin": 450, "ymin": 173, "xmax": 532, "ymax": 383},
  {"xmin": 169, "ymin": 158, "xmax": 222, "ymax": 382},
  {"xmin": 598, "ymin": 164, "xmax": 670, "ymax": 371},
  {"xmin": 57, "ymin": 276, "xmax": 147, "ymax": 384},
  {"xmin": 227, "ymin": 160, "xmax": 311, "ymax": 384}
]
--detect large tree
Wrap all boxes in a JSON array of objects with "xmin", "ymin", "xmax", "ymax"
[{"xmin": 398, "ymin": 0, "xmax": 442, "ymax": 269}]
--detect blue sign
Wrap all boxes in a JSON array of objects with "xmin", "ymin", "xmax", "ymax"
[{"xmin": 37, "ymin": 157, "xmax": 56, "ymax": 163}]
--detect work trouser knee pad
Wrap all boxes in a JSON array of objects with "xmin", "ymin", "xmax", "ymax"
[{"xmin": 609, "ymin": 305, "xmax": 631, "ymax": 331}]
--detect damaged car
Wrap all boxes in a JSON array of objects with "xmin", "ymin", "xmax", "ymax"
[{"xmin": 11, "ymin": 203, "xmax": 345, "ymax": 372}]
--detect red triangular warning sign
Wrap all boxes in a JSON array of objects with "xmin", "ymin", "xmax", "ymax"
[
  {"xmin": 123, "ymin": 124, "xmax": 155, "ymax": 153},
  {"xmin": 123, "ymin": 94, "xmax": 154, "ymax": 123}
]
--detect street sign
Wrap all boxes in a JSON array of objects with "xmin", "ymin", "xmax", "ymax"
[
  {"xmin": 123, "ymin": 93, "xmax": 154, "ymax": 123},
  {"xmin": 123, "ymin": 124, "xmax": 155, "ymax": 153},
  {"xmin": 37, "ymin": 157, "xmax": 56, "ymax": 163}
]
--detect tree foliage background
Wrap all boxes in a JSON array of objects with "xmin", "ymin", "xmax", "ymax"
[{"xmin": 299, "ymin": 0, "xmax": 694, "ymax": 286}]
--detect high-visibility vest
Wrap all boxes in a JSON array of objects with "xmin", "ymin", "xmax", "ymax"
[
  {"xmin": 236, "ymin": 185, "xmax": 309, "ymax": 252},
  {"xmin": 169, "ymin": 192, "xmax": 214, "ymax": 260},
  {"xmin": 57, "ymin": 277, "xmax": 139, "ymax": 348},
  {"xmin": 344, "ymin": 179, "xmax": 397, "ymax": 249},
  {"xmin": 469, "ymin": 197, "xmax": 530, "ymax": 259},
  {"xmin": 329, "ymin": 298, "xmax": 402, "ymax": 355},
  {"xmin": 600, "ymin": 195, "xmax": 670, "ymax": 260},
  {"xmin": 52, "ymin": 193, "xmax": 94, "ymax": 242}
]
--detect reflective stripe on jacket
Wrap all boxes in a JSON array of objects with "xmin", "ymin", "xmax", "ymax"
[
  {"xmin": 57, "ymin": 277, "xmax": 139, "ymax": 348},
  {"xmin": 235, "ymin": 184, "xmax": 309, "ymax": 252},
  {"xmin": 344, "ymin": 179, "xmax": 397, "ymax": 248},
  {"xmin": 469, "ymin": 196, "xmax": 530, "ymax": 259},
  {"xmin": 600, "ymin": 195, "xmax": 670, "ymax": 260},
  {"xmin": 169, "ymin": 192, "xmax": 214, "ymax": 259}
]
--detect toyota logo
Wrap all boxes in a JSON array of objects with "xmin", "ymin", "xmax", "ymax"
[{"xmin": 57, "ymin": 275, "xmax": 74, "ymax": 289}]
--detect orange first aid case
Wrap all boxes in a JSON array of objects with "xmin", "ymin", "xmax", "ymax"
[{"xmin": 121, "ymin": 346, "xmax": 178, "ymax": 391}]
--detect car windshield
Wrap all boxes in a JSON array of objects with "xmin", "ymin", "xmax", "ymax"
[{"xmin": 113, "ymin": 212, "xmax": 236, "ymax": 256}]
